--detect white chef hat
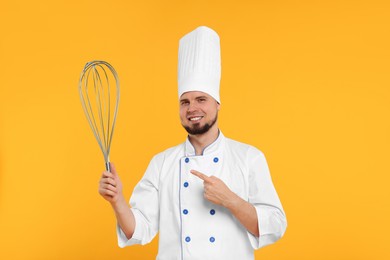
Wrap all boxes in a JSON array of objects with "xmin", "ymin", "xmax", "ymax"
[{"xmin": 178, "ymin": 26, "xmax": 221, "ymax": 103}]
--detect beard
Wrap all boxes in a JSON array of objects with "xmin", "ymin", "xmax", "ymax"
[{"xmin": 182, "ymin": 113, "xmax": 218, "ymax": 135}]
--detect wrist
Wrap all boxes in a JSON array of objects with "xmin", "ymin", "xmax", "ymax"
[
  {"xmin": 110, "ymin": 196, "xmax": 128, "ymax": 212},
  {"xmin": 223, "ymin": 192, "xmax": 242, "ymax": 212}
]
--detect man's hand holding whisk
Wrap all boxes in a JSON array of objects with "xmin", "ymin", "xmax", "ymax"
[
  {"xmin": 99, "ymin": 163, "xmax": 135, "ymax": 239},
  {"xmin": 99, "ymin": 163, "xmax": 124, "ymax": 204}
]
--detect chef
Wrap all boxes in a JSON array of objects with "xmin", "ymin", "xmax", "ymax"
[{"xmin": 99, "ymin": 26, "xmax": 287, "ymax": 260}]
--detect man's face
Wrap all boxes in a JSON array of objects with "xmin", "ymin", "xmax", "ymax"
[{"xmin": 179, "ymin": 91, "xmax": 220, "ymax": 135}]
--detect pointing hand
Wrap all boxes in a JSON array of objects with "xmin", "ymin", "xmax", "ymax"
[{"xmin": 191, "ymin": 170, "xmax": 237, "ymax": 208}]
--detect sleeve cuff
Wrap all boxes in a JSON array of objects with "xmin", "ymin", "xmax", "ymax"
[
  {"xmin": 116, "ymin": 208, "xmax": 143, "ymax": 248},
  {"xmin": 247, "ymin": 205, "xmax": 287, "ymax": 249}
]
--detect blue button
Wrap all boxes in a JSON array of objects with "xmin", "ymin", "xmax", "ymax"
[
  {"xmin": 209, "ymin": 237, "xmax": 215, "ymax": 243},
  {"xmin": 183, "ymin": 209, "xmax": 188, "ymax": 215},
  {"xmin": 185, "ymin": 236, "xmax": 191, "ymax": 242},
  {"xmin": 184, "ymin": 182, "xmax": 189, "ymax": 188},
  {"xmin": 213, "ymin": 157, "xmax": 219, "ymax": 163},
  {"xmin": 185, "ymin": 158, "xmax": 189, "ymax": 163},
  {"xmin": 210, "ymin": 209, "xmax": 215, "ymax": 215}
]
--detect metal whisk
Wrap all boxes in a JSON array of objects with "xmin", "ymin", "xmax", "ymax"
[{"xmin": 78, "ymin": 60, "xmax": 120, "ymax": 172}]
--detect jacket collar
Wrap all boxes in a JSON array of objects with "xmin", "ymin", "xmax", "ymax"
[{"xmin": 185, "ymin": 130, "xmax": 224, "ymax": 156}]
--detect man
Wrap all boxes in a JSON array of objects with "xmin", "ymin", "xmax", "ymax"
[{"xmin": 99, "ymin": 26, "xmax": 287, "ymax": 260}]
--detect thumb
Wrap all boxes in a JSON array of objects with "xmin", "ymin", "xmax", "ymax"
[{"xmin": 109, "ymin": 162, "xmax": 118, "ymax": 175}]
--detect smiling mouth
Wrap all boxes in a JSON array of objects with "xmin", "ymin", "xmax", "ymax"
[{"xmin": 188, "ymin": 116, "xmax": 203, "ymax": 122}]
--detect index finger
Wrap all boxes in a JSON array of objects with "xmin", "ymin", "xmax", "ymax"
[
  {"xmin": 102, "ymin": 171, "xmax": 114, "ymax": 178},
  {"xmin": 190, "ymin": 170, "xmax": 211, "ymax": 182}
]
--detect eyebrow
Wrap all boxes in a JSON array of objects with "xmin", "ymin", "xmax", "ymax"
[{"xmin": 180, "ymin": 96, "xmax": 208, "ymax": 102}]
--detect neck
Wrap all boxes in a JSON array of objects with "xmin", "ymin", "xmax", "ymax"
[{"xmin": 188, "ymin": 125, "xmax": 219, "ymax": 155}]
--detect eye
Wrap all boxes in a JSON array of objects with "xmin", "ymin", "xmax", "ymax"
[
  {"xmin": 198, "ymin": 98, "xmax": 206, "ymax": 102},
  {"xmin": 180, "ymin": 100, "xmax": 189, "ymax": 106}
]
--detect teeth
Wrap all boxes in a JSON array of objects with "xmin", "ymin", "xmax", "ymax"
[{"xmin": 190, "ymin": 117, "xmax": 202, "ymax": 121}]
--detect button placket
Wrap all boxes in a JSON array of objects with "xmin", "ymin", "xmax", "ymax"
[
  {"xmin": 181, "ymin": 156, "xmax": 194, "ymax": 248},
  {"xmin": 182, "ymin": 154, "xmax": 223, "ymax": 251},
  {"xmin": 209, "ymin": 156, "xmax": 220, "ymax": 245}
]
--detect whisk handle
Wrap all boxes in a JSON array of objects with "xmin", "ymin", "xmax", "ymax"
[{"xmin": 105, "ymin": 162, "xmax": 111, "ymax": 172}]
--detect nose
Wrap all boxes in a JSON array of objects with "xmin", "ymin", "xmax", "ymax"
[{"xmin": 187, "ymin": 102, "xmax": 198, "ymax": 113}]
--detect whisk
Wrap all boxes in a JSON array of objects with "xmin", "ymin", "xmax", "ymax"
[{"xmin": 78, "ymin": 60, "xmax": 120, "ymax": 172}]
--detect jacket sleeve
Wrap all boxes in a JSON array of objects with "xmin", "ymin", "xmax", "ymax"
[
  {"xmin": 246, "ymin": 147, "xmax": 287, "ymax": 249},
  {"xmin": 117, "ymin": 154, "xmax": 161, "ymax": 248}
]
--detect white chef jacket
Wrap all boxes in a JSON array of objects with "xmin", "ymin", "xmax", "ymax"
[{"xmin": 117, "ymin": 131, "xmax": 287, "ymax": 260}]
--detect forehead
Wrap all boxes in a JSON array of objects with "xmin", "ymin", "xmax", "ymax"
[{"xmin": 180, "ymin": 91, "xmax": 212, "ymax": 100}]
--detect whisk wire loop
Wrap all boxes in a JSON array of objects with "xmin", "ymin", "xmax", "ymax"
[{"xmin": 79, "ymin": 60, "xmax": 120, "ymax": 172}]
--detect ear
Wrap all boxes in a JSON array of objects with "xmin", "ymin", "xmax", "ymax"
[{"xmin": 217, "ymin": 102, "xmax": 221, "ymax": 111}]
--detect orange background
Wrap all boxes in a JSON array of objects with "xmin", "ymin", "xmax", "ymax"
[{"xmin": 1, "ymin": 0, "xmax": 389, "ymax": 259}]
